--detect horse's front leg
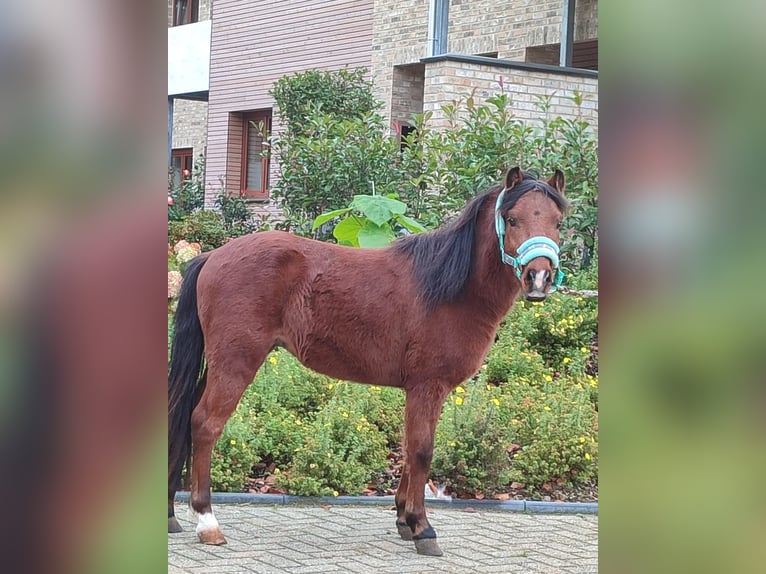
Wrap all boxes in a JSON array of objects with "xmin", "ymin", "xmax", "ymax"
[
  {"xmin": 400, "ymin": 383, "xmax": 450, "ymax": 556},
  {"xmin": 395, "ymin": 439, "xmax": 412, "ymax": 540}
]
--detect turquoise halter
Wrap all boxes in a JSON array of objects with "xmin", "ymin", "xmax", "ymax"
[{"xmin": 494, "ymin": 188, "xmax": 565, "ymax": 291}]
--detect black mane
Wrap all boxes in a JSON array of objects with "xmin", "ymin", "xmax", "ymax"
[
  {"xmin": 393, "ymin": 189, "xmax": 495, "ymax": 310},
  {"xmin": 394, "ymin": 173, "xmax": 568, "ymax": 310}
]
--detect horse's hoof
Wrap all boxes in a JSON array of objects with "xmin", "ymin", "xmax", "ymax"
[
  {"xmin": 168, "ymin": 516, "xmax": 183, "ymax": 533},
  {"xmin": 197, "ymin": 528, "xmax": 227, "ymax": 545},
  {"xmin": 396, "ymin": 521, "xmax": 413, "ymax": 541},
  {"xmin": 414, "ymin": 537, "xmax": 443, "ymax": 556}
]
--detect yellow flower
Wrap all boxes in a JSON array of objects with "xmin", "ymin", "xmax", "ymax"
[
  {"xmin": 455, "ymin": 397, "xmax": 464, "ymax": 406},
  {"xmin": 333, "ymin": 490, "xmax": 339, "ymax": 497},
  {"xmin": 268, "ymin": 355, "xmax": 277, "ymax": 365},
  {"xmin": 342, "ymin": 411, "xmax": 349, "ymax": 418},
  {"xmin": 544, "ymin": 375, "xmax": 553, "ymax": 382},
  {"xmin": 370, "ymin": 386, "xmax": 381, "ymax": 393},
  {"xmin": 511, "ymin": 419, "xmax": 521, "ymax": 426},
  {"xmin": 580, "ymin": 347, "xmax": 589, "ymax": 353},
  {"xmin": 449, "ymin": 441, "xmax": 456, "ymax": 447},
  {"xmin": 579, "ymin": 436, "xmax": 586, "ymax": 443},
  {"xmin": 585, "ymin": 453, "xmax": 592, "ymax": 460},
  {"xmin": 328, "ymin": 383, "xmax": 334, "ymax": 390},
  {"xmin": 274, "ymin": 468, "xmax": 280, "ymax": 474},
  {"xmin": 356, "ymin": 425, "xmax": 363, "ymax": 431},
  {"xmin": 230, "ymin": 439, "xmax": 236, "ymax": 446},
  {"xmin": 563, "ymin": 357, "xmax": 571, "ymax": 364},
  {"xmin": 309, "ymin": 463, "xmax": 317, "ymax": 469},
  {"xmin": 543, "ymin": 406, "xmax": 551, "ymax": 411},
  {"xmin": 492, "ymin": 398, "xmax": 500, "ymax": 406},
  {"xmin": 455, "ymin": 386, "xmax": 465, "ymax": 394},
  {"xmin": 295, "ymin": 419, "xmax": 302, "ymax": 426}
]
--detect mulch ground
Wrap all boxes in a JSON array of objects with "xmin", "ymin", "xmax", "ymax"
[{"xmin": 245, "ymin": 445, "xmax": 598, "ymax": 503}]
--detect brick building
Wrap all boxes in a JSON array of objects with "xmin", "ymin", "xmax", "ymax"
[{"xmin": 167, "ymin": 0, "xmax": 597, "ymax": 209}]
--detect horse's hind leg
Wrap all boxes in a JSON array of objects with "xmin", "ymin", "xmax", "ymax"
[
  {"xmin": 400, "ymin": 383, "xmax": 451, "ymax": 556},
  {"xmin": 188, "ymin": 348, "xmax": 269, "ymax": 545}
]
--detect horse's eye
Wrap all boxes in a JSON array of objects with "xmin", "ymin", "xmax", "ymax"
[{"xmin": 507, "ymin": 217, "xmax": 518, "ymax": 227}]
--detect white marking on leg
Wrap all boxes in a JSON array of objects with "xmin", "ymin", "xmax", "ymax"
[{"xmin": 195, "ymin": 511, "xmax": 220, "ymax": 534}]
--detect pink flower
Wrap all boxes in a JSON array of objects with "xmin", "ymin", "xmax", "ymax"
[
  {"xmin": 183, "ymin": 169, "xmax": 191, "ymax": 177},
  {"xmin": 168, "ymin": 195, "xmax": 174, "ymax": 206},
  {"xmin": 168, "ymin": 271, "xmax": 183, "ymax": 298},
  {"xmin": 498, "ymin": 76, "xmax": 505, "ymax": 90}
]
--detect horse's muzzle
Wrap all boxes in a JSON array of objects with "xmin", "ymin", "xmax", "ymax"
[{"xmin": 524, "ymin": 267, "xmax": 552, "ymax": 301}]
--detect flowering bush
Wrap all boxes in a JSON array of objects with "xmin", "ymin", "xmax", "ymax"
[{"xmin": 167, "ymin": 239, "xmax": 201, "ymax": 312}]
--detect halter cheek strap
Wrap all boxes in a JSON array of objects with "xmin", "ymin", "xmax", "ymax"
[{"xmin": 494, "ymin": 188, "xmax": 565, "ymax": 291}]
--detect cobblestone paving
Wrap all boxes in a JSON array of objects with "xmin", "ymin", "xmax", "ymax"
[{"xmin": 168, "ymin": 503, "xmax": 597, "ymax": 573}]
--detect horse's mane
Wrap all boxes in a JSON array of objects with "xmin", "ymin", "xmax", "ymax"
[
  {"xmin": 393, "ymin": 173, "xmax": 568, "ymax": 310},
  {"xmin": 392, "ymin": 188, "xmax": 496, "ymax": 310}
]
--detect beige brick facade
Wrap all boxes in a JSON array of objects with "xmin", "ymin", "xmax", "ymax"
[
  {"xmin": 422, "ymin": 57, "xmax": 597, "ymax": 129},
  {"xmin": 373, "ymin": 0, "xmax": 598, "ymax": 131},
  {"xmin": 171, "ymin": 99, "xmax": 208, "ymax": 165}
]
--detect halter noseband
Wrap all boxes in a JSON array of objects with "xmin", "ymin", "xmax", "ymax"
[{"xmin": 494, "ymin": 187, "xmax": 564, "ymax": 292}]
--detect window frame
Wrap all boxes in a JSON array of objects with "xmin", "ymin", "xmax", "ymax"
[
  {"xmin": 240, "ymin": 111, "xmax": 271, "ymax": 200},
  {"xmin": 171, "ymin": 147, "xmax": 194, "ymax": 189},
  {"xmin": 172, "ymin": 0, "xmax": 199, "ymax": 27}
]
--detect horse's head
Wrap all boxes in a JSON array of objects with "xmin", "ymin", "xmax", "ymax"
[{"xmin": 495, "ymin": 167, "xmax": 568, "ymax": 302}]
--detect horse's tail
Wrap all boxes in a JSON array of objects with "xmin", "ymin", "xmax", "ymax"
[{"xmin": 168, "ymin": 254, "xmax": 208, "ymax": 498}]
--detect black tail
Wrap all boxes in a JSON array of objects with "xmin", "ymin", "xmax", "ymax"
[{"xmin": 168, "ymin": 254, "xmax": 208, "ymax": 500}]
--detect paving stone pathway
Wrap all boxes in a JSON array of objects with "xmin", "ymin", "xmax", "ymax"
[{"xmin": 168, "ymin": 503, "xmax": 597, "ymax": 573}]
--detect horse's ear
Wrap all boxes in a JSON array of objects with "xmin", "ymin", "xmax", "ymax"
[
  {"xmin": 548, "ymin": 169, "xmax": 566, "ymax": 196},
  {"xmin": 505, "ymin": 167, "xmax": 524, "ymax": 190}
]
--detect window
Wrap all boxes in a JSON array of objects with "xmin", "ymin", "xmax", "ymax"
[
  {"xmin": 171, "ymin": 148, "xmax": 193, "ymax": 190},
  {"xmin": 241, "ymin": 111, "xmax": 271, "ymax": 200},
  {"xmin": 172, "ymin": 0, "xmax": 199, "ymax": 27}
]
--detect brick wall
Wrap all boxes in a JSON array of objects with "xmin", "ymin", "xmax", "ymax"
[
  {"xmin": 391, "ymin": 63, "xmax": 425, "ymax": 127},
  {"xmin": 171, "ymin": 99, "xmax": 208, "ymax": 166},
  {"xmin": 372, "ymin": 0, "xmax": 598, "ymax": 124},
  {"xmin": 422, "ymin": 58, "xmax": 598, "ymax": 129},
  {"xmin": 370, "ymin": 0, "xmax": 430, "ymax": 124}
]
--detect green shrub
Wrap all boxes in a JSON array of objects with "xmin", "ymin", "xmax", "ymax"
[
  {"xmin": 431, "ymin": 382, "xmax": 515, "ymax": 496},
  {"xmin": 276, "ymin": 395, "xmax": 389, "ymax": 496},
  {"xmin": 498, "ymin": 377, "xmax": 598, "ymax": 489},
  {"xmin": 487, "ymin": 294, "xmax": 598, "ymax": 370},
  {"xmin": 168, "ymin": 210, "xmax": 229, "ymax": 251},
  {"xmin": 168, "ymin": 156, "xmax": 206, "ymax": 221}
]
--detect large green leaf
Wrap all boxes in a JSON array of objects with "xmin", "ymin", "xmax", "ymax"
[
  {"xmin": 333, "ymin": 216, "xmax": 364, "ymax": 247},
  {"xmin": 351, "ymin": 195, "xmax": 406, "ymax": 226},
  {"xmin": 393, "ymin": 213, "xmax": 426, "ymax": 233},
  {"xmin": 312, "ymin": 207, "xmax": 352, "ymax": 230},
  {"xmin": 358, "ymin": 221, "xmax": 395, "ymax": 248}
]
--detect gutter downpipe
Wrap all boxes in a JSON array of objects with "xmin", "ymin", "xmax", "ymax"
[
  {"xmin": 427, "ymin": 0, "xmax": 450, "ymax": 57},
  {"xmin": 559, "ymin": 0, "xmax": 576, "ymax": 67},
  {"xmin": 167, "ymin": 96, "xmax": 174, "ymax": 167}
]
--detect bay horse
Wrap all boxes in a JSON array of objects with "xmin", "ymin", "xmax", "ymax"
[{"xmin": 168, "ymin": 167, "xmax": 568, "ymax": 556}]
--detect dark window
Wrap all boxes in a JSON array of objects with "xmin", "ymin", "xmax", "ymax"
[
  {"xmin": 172, "ymin": 0, "xmax": 199, "ymax": 27},
  {"xmin": 171, "ymin": 148, "xmax": 193, "ymax": 189},
  {"xmin": 525, "ymin": 39, "xmax": 598, "ymax": 71},
  {"xmin": 241, "ymin": 111, "xmax": 271, "ymax": 200}
]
